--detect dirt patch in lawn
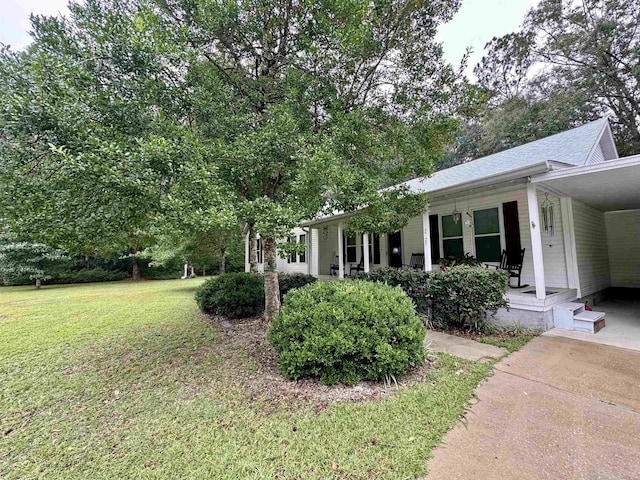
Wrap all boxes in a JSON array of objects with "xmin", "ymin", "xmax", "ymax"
[{"xmin": 204, "ymin": 314, "xmax": 435, "ymax": 412}]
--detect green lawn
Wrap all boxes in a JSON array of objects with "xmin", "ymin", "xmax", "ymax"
[{"xmin": 1, "ymin": 280, "xmax": 491, "ymax": 479}]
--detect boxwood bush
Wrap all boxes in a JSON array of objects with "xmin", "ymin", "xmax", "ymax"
[
  {"xmin": 268, "ymin": 280, "xmax": 425, "ymax": 385},
  {"xmin": 359, "ymin": 265, "xmax": 509, "ymax": 332},
  {"xmin": 195, "ymin": 273, "xmax": 265, "ymax": 318},
  {"xmin": 278, "ymin": 273, "xmax": 317, "ymax": 300}
]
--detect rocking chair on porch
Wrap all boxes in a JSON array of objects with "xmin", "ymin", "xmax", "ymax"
[
  {"xmin": 329, "ymin": 255, "xmax": 340, "ymax": 276},
  {"xmin": 486, "ymin": 248, "xmax": 527, "ymax": 288},
  {"xmin": 350, "ymin": 257, "xmax": 365, "ymax": 276},
  {"xmin": 404, "ymin": 253, "xmax": 425, "ymax": 270}
]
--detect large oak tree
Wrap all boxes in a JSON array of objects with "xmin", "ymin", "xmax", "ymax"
[{"xmin": 1, "ymin": 0, "xmax": 465, "ymax": 320}]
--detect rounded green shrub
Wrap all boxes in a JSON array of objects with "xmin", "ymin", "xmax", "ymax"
[
  {"xmin": 268, "ymin": 280, "xmax": 425, "ymax": 385},
  {"xmin": 195, "ymin": 273, "xmax": 265, "ymax": 318}
]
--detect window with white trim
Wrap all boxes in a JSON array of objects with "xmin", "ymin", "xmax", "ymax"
[
  {"xmin": 441, "ymin": 214, "xmax": 463, "ymax": 259},
  {"xmin": 298, "ymin": 234, "xmax": 306, "ymax": 263},
  {"xmin": 345, "ymin": 233, "xmax": 357, "ymax": 263},
  {"xmin": 288, "ymin": 237, "xmax": 296, "ymax": 263},
  {"xmin": 473, "ymin": 207, "xmax": 502, "ymax": 262},
  {"xmin": 256, "ymin": 238, "xmax": 263, "ymax": 263},
  {"xmin": 364, "ymin": 234, "xmax": 380, "ymax": 264}
]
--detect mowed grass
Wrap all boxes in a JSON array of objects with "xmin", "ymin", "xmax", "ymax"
[{"xmin": 0, "ymin": 279, "xmax": 491, "ymax": 479}]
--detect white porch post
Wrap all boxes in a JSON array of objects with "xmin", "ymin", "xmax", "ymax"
[
  {"xmin": 307, "ymin": 229, "xmax": 312, "ymax": 276},
  {"xmin": 337, "ymin": 222, "xmax": 345, "ymax": 279},
  {"xmin": 422, "ymin": 209, "xmax": 432, "ymax": 272},
  {"xmin": 560, "ymin": 197, "xmax": 580, "ymax": 295},
  {"xmin": 527, "ymin": 183, "xmax": 546, "ymax": 300},
  {"xmin": 363, "ymin": 233, "xmax": 370, "ymax": 273},
  {"xmin": 244, "ymin": 233, "xmax": 250, "ymax": 273}
]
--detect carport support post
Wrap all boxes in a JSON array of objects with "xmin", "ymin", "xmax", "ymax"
[
  {"xmin": 560, "ymin": 197, "xmax": 579, "ymax": 293},
  {"xmin": 337, "ymin": 222, "xmax": 345, "ymax": 279},
  {"xmin": 363, "ymin": 233, "xmax": 370, "ymax": 273},
  {"xmin": 527, "ymin": 183, "xmax": 547, "ymax": 300},
  {"xmin": 422, "ymin": 209, "xmax": 432, "ymax": 272}
]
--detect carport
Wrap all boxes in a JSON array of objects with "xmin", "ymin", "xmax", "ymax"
[{"xmin": 532, "ymin": 154, "xmax": 640, "ymax": 348}]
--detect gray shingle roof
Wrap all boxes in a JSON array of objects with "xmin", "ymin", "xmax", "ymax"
[{"xmin": 402, "ymin": 118, "xmax": 609, "ymax": 195}]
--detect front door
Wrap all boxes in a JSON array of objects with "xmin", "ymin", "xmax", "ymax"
[{"xmin": 388, "ymin": 231, "xmax": 402, "ymax": 268}]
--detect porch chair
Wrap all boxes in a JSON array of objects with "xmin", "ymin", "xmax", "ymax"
[
  {"xmin": 329, "ymin": 255, "xmax": 340, "ymax": 276},
  {"xmin": 404, "ymin": 253, "xmax": 425, "ymax": 270},
  {"xmin": 350, "ymin": 257, "xmax": 365, "ymax": 276},
  {"xmin": 486, "ymin": 248, "xmax": 527, "ymax": 288}
]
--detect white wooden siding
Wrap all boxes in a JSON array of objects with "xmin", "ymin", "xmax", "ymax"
[
  {"xmin": 586, "ymin": 144, "xmax": 604, "ymax": 165},
  {"xmin": 572, "ymin": 199, "xmax": 611, "ymax": 296},
  {"xmin": 402, "ymin": 215, "xmax": 424, "ymax": 265},
  {"xmin": 428, "ymin": 185, "xmax": 569, "ymax": 288},
  {"xmin": 429, "ymin": 186, "xmax": 534, "ymax": 284},
  {"xmin": 537, "ymin": 190, "xmax": 569, "ymax": 288},
  {"xmin": 605, "ymin": 210, "xmax": 640, "ymax": 288}
]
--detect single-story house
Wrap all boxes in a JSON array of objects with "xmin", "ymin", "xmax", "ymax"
[{"xmin": 245, "ymin": 118, "xmax": 640, "ymax": 333}]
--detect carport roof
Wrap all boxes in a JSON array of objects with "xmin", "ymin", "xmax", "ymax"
[{"xmin": 532, "ymin": 155, "xmax": 640, "ymax": 211}]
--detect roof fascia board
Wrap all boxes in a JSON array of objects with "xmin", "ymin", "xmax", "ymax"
[
  {"xmin": 304, "ymin": 161, "xmax": 553, "ymax": 226},
  {"xmin": 426, "ymin": 161, "xmax": 552, "ymax": 199},
  {"xmin": 531, "ymin": 154, "xmax": 640, "ymax": 183}
]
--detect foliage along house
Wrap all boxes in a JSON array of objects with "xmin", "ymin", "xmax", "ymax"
[{"xmin": 245, "ymin": 119, "xmax": 640, "ymax": 332}]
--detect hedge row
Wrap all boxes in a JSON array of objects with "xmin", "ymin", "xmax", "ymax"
[{"xmin": 358, "ymin": 266, "xmax": 509, "ymax": 332}]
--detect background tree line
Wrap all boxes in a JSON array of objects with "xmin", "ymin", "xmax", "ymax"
[{"xmin": 441, "ymin": 0, "xmax": 639, "ymax": 168}]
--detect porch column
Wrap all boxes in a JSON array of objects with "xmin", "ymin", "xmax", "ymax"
[
  {"xmin": 306, "ymin": 229, "xmax": 312, "ymax": 276},
  {"xmin": 560, "ymin": 197, "xmax": 579, "ymax": 293},
  {"xmin": 244, "ymin": 233, "xmax": 250, "ymax": 273},
  {"xmin": 527, "ymin": 183, "xmax": 546, "ymax": 300},
  {"xmin": 363, "ymin": 233, "xmax": 370, "ymax": 273},
  {"xmin": 337, "ymin": 222, "xmax": 345, "ymax": 279},
  {"xmin": 422, "ymin": 209, "xmax": 432, "ymax": 272}
]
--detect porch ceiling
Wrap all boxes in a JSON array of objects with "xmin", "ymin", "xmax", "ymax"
[{"xmin": 533, "ymin": 155, "xmax": 640, "ymax": 211}]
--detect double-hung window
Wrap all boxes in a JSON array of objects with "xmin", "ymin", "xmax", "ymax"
[
  {"xmin": 345, "ymin": 233, "xmax": 357, "ymax": 263},
  {"xmin": 365, "ymin": 234, "xmax": 380, "ymax": 264},
  {"xmin": 256, "ymin": 238, "xmax": 263, "ymax": 263},
  {"xmin": 298, "ymin": 234, "xmax": 306, "ymax": 263},
  {"xmin": 473, "ymin": 208, "xmax": 502, "ymax": 262},
  {"xmin": 442, "ymin": 215, "xmax": 464, "ymax": 259}
]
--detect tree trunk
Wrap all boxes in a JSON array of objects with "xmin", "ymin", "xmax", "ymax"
[
  {"xmin": 35, "ymin": 278, "xmax": 41, "ymax": 290},
  {"xmin": 262, "ymin": 237, "xmax": 281, "ymax": 323},
  {"xmin": 132, "ymin": 258, "xmax": 141, "ymax": 281},
  {"xmin": 249, "ymin": 228, "xmax": 258, "ymax": 273},
  {"xmin": 219, "ymin": 248, "xmax": 226, "ymax": 274}
]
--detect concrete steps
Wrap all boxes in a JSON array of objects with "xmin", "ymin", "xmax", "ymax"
[
  {"xmin": 574, "ymin": 311, "xmax": 606, "ymax": 334},
  {"xmin": 553, "ymin": 302, "xmax": 605, "ymax": 334}
]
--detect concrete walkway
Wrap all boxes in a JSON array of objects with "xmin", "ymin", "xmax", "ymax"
[
  {"xmin": 426, "ymin": 330, "xmax": 506, "ymax": 361},
  {"xmin": 427, "ymin": 336, "xmax": 640, "ymax": 479}
]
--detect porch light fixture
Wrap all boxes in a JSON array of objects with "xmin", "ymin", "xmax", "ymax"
[
  {"xmin": 539, "ymin": 193, "xmax": 555, "ymax": 236},
  {"xmin": 452, "ymin": 200, "xmax": 461, "ymax": 224}
]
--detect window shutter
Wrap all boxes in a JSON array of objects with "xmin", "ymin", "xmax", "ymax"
[
  {"xmin": 429, "ymin": 214, "xmax": 440, "ymax": 264},
  {"xmin": 502, "ymin": 201, "xmax": 521, "ymax": 253}
]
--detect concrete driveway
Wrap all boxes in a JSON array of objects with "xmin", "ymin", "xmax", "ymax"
[{"xmin": 427, "ymin": 336, "xmax": 640, "ymax": 479}]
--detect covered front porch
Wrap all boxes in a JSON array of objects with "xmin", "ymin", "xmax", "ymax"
[{"xmin": 304, "ymin": 179, "xmax": 579, "ymax": 320}]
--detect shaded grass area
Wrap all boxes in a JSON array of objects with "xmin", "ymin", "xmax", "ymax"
[
  {"xmin": 477, "ymin": 333, "xmax": 538, "ymax": 354},
  {"xmin": 1, "ymin": 280, "xmax": 491, "ymax": 479}
]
